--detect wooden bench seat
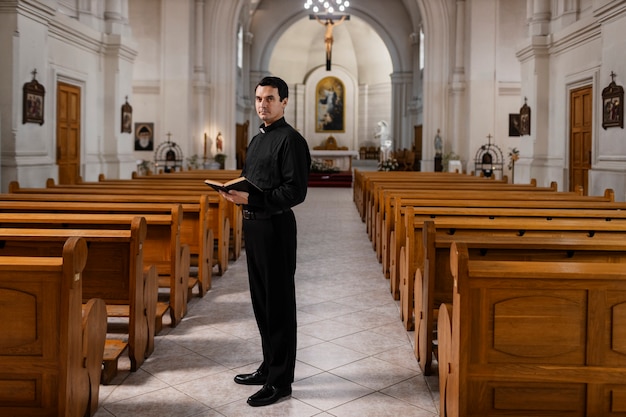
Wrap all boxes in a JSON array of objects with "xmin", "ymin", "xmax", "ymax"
[
  {"xmin": 7, "ymin": 180, "xmax": 233, "ymax": 277},
  {"xmin": 0, "ymin": 237, "xmax": 107, "ymax": 417},
  {"xmin": 356, "ymin": 172, "xmax": 513, "ymax": 223},
  {"xmin": 382, "ymin": 189, "xmax": 615, "ymax": 264},
  {"xmin": 408, "ymin": 214, "xmax": 626, "ymax": 375},
  {"xmin": 384, "ymin": 191, "xmax": 620, "ymax": 295},
  {"xmin": 0, "ymin": 222, "xmax": 156, "ymax": 382},
  {"xmin": 437, "ymin": 241, "xmax": 626, "ymax": 417},
  {"xmin": 0, "ymin": 198, "xmax": 213, "ymax": 297},
  {"xmin": 352, "ymin": 170, "xmax": 507, "ymax": 219},
  {"xmin": 89, "ymin": 175, "xmax": 242, "ymax": 263},
  {"xmin": 378, "ymin": 187, "xmax": 608, "ymax": 275},
  {"xmin": 0, "ymin": 211, "xmax": 187, "ymax": 328}
]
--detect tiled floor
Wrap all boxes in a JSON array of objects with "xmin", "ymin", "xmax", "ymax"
[{"xmin": 95, "ymin": 186, "xmax": 439, "ymax": 417}]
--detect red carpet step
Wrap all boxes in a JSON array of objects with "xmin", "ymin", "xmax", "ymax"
[{"xmin": 308, "ymin": 171, "xmax": 353, "ymax": 188}]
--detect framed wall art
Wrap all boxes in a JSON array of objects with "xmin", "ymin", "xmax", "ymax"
[
  {"xmin": 316, "ymin": 76, "xmax": 345, "ymax": 133},
  {"xmin": 508, "ymin": 113, "xmax": 521, "ymax": 137},
  {"xmin": 602, "ymin": 72, "xmax": 624, "ymax": 130},
  {"xmin": 22, "ymin": 69, "xmax": 45, "ymax": 125},
  {"xmin": 121, "ymin": 97, "xmax": 132, "ymax": 133},
  {"xmin": 519, "ymin": 98, "xmax": 531, "ymax": 136},
  {"xmin": 134, "ymin": 122, "xmax": 154, "ymax": 151}
]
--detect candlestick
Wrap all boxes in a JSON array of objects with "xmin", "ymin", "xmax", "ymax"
[{"xmin": 203, "ymin": 132, "xmax": 207, "ymax": 160}]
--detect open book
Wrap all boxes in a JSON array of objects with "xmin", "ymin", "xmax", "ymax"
[{"xmin": 204, "ymin": 177, "xmax": 262, "ymax": 193}]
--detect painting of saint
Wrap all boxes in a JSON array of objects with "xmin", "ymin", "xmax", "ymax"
[{"xmin": 316, "ymin": 76, "xmax": 345, "ymax": 132}]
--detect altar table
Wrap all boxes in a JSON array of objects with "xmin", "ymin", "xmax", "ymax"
[{"xmin": 310, "ymin": 150, "xmax": 360, "ymax": 171}]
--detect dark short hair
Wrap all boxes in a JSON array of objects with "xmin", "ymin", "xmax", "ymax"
[{"xmin": 256, "ymin": 76, "xmax": 289, "ymax": 101}]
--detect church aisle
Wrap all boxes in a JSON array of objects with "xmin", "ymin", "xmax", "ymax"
[{"xmin": 95, "ymin": 187, "xmax": 439, "ymax": 417}]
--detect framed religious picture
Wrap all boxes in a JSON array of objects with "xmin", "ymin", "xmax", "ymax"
[
  {"xmin": 22, "ymin": 69, "xmax": 45, "ymax": 125},
  {"xmin": 121, "ymin": 97, "xmax": 132, "ymax": 133},
  {"xmin": 134, "ymin": 122, "xmax": 154, "ymax": 151},
  {"xmin": 508, "ymin": 113, "xmax": 521, "ymax": 136},
  {"xmin": 316, "ymin": 76, "xmax": 345, "ymax": 133},
  {"xmin": 602, "ymin": 73, "xmax": 624, "ymax": 130},
  {"xmin": 519, "ymin": 99, "xmax": 531, "ymax": 136}
]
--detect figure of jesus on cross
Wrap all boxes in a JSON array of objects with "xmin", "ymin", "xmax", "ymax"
[{"xmin": 312, "ymin": 14, "xmax": 348, "ymax": 71}]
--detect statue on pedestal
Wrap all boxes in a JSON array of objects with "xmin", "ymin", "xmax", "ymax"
[
  {"xmin": 375, "ymin": 120, "xmax": 392, "ymax": 161},
  {"xmin": 434, "ymin": 129, "xmax": 442, "ymax": 155}
]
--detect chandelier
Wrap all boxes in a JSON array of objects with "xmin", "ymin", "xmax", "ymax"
[{"xmin": 304, "ymin": 0, "xmax": 350, "ymax": 14}]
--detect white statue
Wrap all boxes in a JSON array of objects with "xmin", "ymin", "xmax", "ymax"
[
  {"xmin": 375, "ymin": 120, "xmax": 393, "ymax": 161},
  {"xmin": 434, "ymin": 129, "xmax": 442, "ymax": 155}
]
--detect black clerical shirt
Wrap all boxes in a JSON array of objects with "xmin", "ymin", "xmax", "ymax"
[{"xmin": 242, "ymin": 117, "xmax": 311, "ymax": 214}]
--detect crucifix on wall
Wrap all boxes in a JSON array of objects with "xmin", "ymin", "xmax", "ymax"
[
  {"xmin": 304, "ymin": 0, "xmax": 351, "ymax": 71},
  {"xmin": 311, "ymin": 14, "xmax": 349, "ymax": 70}
]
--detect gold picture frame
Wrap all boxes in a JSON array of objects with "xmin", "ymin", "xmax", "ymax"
[{"xmin": 315, "ymin": 76, "xmax": 345, "ymax": 133}]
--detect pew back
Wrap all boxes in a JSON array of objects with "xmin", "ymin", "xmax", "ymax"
[{"xmin": 439, "ymin": 241, "xmax": 626, "ymax": 417}]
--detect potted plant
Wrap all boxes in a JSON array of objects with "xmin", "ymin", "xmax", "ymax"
[
  {"xmin": 214, "ymin": 153, "xmax": 227, "ymax": 169},
  {"xmin": 136, "ymin": 159, "xmax": 153, "ymax": 176},
  {"xmin": 442, "ymin": 151, "xmax": 460, "ymax": 172},
  {"xmin": 186, "ymin": 154, "xmax": 200, "ymax": 170}
]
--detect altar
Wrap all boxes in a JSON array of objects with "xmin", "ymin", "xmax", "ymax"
[{"xmin": 310, "ymin": 150, "xmax": 359, "ymax": 171}]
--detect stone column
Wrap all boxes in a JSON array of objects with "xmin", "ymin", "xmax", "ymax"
[
  {"xmin": 449, "ymin": 0, "xmax": 466, "ymax": 157},
  {"xmin": 529, "ymin": 0, "xmax": 551, "ymax": 36},
  {"xmin": 390, "ymin": 72, "xmax": 413, "ymax": 151}
]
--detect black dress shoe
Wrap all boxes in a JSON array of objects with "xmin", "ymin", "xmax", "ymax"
[
  {"xmin": 247, "ymin": 384, "xmax": 292, "ymax": 407},
  {"xmin": 234, "ymin": 370, "xmax": 267, "ymax": 385}
]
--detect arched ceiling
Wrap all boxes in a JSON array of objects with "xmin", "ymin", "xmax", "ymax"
[
  {"xmin": 247, "ymin": 0, "xmax": 419, "ymax": 84},
  {"xmin": 269, "ymin": 15, "xmax": 392, "ymax": 85}
]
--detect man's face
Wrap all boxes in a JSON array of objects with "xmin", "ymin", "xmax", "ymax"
[{"xmin": 255, "ymin": 85, "xmax": 287, "ymax": 126}]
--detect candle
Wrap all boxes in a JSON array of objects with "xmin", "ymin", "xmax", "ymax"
[{"xmin": 203, "ymin": 133, "xmax": 207, "ymax": 159}]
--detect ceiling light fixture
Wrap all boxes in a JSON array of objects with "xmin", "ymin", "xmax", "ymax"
[{"xmin": 304, "ymin": 0, "xmax": 350, "ymax": 15}]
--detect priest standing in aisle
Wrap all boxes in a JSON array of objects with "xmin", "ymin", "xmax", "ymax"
[{"xmin": 218, "ymin": 76, "xmax": 311, "ymax": 407}]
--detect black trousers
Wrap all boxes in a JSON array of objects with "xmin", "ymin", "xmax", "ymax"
[{"xmin": 242, "ymin": 210, "xmax": 297, "ymax": 387}]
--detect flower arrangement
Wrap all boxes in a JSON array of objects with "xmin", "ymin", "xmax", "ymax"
[
  {"xmin": 214, "ymin": 153, "xmax": 227, "ymax": 169},
  {"xmin": 442, "ymin": 151, "xmax": 460, "ymax": 172},
  {"xmin": 136, "ymin": 159, "xmax": 153, "ymax": 176},
  {"xmin": 378, "ymin": 158, "xmax": 399, "ymax": 171},
  {"xmin": 311, "ymin": 159, "xmax": 340, "ymax": 173},
  {"xmin": 186, "ymin": 154, "xmax": 200, "ymax": 170},
  {"xmin": 507, "ymin": 147, "xmax": 520, "ymax": 170}
]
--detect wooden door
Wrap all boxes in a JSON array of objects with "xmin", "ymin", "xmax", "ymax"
[
  {"xmin": 235, "ymin": 120, "xmax": 249, "ymax": 169},
  {"xmin": 56, "ymin": 82, "xmax": 81, "ymax": 184},
  {"xmin": 414, "ymin": 125, "xmax": 422, "ymax": 171},
  {"xmin": 569, "ymin": 86, "xmax": 592, "ymax": 195}
]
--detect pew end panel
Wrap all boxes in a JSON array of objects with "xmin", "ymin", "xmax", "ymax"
[
  {"xmin": 442, "ymin": 241, "xmax": 626, "ymax": 417},
  {"xmin": 0, "ymin": 237, "xmax": 106, "ymax": 417}
]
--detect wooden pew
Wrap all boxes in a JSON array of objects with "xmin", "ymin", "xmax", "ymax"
[
  {"xmin": 352, "ymin": 170, "xmax": 507, "ymax": 220},
  {"xmin": 367, "ymin": 179, "xmax": 558, "ymax": 243},
  {"xmin": 0, "ymin": 237, "xmax": 107, "ymax": 417},
  {"xmin": 98, "ymin": 171, "xmax": 242, "ymax": 263},
  {"xmin": 0, "ymin": 197, "xmax": 213, "ymax": 297},
  {"xmin": 379, "ymin": 189, "xmax": 626, "ymax": 277},
  {"xmin": 7, "ymin": 180, "xmax": 232, "ymax": 277},
  {"xmin": 89, "ymin": 174, "xmax": 241, "ymax": 263},
  {"xmin": 378, "ymin": 186, "xmax": 593, "ymax": 267},
  {"xmin": 361, "ymin": 174, "xmax": 520, "ymax": 231},
  {"xmin": 438, "ymin": 241, "xmax": 626, "ymax": 417},
  {"xmin": 132, "ymin": 168, "xmax": 243, "ymax": 180},
  {"xmin": 411, "ymin": 214, "xmax": 626, "ymax": 375},
  {"xmin": 384, "ymin": 189, "xmax": 617, "ymax": 295},
  {"xmin": 0, "ymin": 221, "xmax": 156, "ymax": 382},
  {"xmin": 0, "ymin": 211, "xmax": 187, "ymax": 328}
]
